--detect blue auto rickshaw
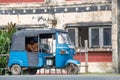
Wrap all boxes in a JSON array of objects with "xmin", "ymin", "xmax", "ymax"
[{"xmin": 8, "ymin": 28, "xmax": 80, "ymax": 75}]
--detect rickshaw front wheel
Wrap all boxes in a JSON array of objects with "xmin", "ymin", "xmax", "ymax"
[
  {"xmin": 66, "ymin": 63, "xmax": 79, "ymax": 75},
  {"xmin": 11, "ymin": 64, "xmax": 21, "ymax": 75}
]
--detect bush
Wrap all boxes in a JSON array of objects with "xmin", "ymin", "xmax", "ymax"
[{"xmin": 0, "ymin": 22, "xmax": 17, "ymax": 75}]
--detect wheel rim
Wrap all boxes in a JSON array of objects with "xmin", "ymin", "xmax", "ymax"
[
  {"xmin": 66, "ymin": 64, "xmax": 78, "ymax": 74},
  {"xmin": 11, "ymin": 64, "xmax": 21, "ymax": 75}
]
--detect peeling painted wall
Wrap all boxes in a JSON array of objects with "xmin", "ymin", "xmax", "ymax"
[
  {"xmin": 80, "ymin": 62, "xmax": 112, "ymax": 73},
  {"xmin": 0, "ymin": 4, "xmax": 112, "ymax": 28},
  {"xmin": 0, "ymin": 0, "xmax": 111, "ymax": 8}
]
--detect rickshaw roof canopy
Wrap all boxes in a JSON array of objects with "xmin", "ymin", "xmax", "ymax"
[
  {"xmin": 13, "ymin": 28, "xmax": 67, "ymax": 37},
  {"xmin": 11, "ymin": 28, "xmax": 67, "ymax": 50}
]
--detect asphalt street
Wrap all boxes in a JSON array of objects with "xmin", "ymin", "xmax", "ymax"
[{"xmin": 0, "ymin": 75, "xmax": 120, "ymax": 80}]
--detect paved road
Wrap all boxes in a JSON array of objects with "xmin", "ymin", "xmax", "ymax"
[{"xmin": 0, "ymin": 75, "xmax": 120, "ymax": 80}]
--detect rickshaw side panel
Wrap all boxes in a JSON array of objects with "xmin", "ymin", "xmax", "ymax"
[
  {"xmin": 55, "ymin": 54, "xmax": 69, "ymax": 68},
  {"xmin": 8, "ymin": 51, "xmax": 29, "ymax": 67},
  {"xmin": 38, "ymin": 53, "xmax": 53, "ymax": 67},
  {"xmin": 38, "ymin": 58, "xmax": 43, "ymax": 67}
]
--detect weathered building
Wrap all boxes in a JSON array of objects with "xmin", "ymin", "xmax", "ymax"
[{"xmin": 0, "ymin": 0, "xmax": 118, "ymax": 73}]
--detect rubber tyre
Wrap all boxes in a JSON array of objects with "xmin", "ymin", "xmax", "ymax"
[
  {"xmin": 11, "ymin": 64, "xmax": 21, "ymax": 75},
  {"xmin": 28, "ymin": 69, "xmax": 37, "ymax": 75},
  {"xmin": 66, "ymin": 63, "xmax": 79, "ymax": 75}
]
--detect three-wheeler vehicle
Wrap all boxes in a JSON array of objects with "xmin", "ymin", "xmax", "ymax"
[{"xmin": 8, "ymin": 28, "xmax": 80, "ymax": 75}]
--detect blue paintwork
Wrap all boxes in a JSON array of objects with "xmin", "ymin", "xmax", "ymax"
[
  {"xmin": 55, "ymin": 32, "xmax": 79, "ymax": 68},
  {"xmin": 38, "ymin": 53, "xmax": 53, "ymax": 67},
  {"xmin": 8, "ymin": 51, "xmax": 52, "ymax": 68},
  {"xmin": 38, "ymin": 58, "xmax": 43, "ymax": 67},
  {"xmin": 8, "ymin": 51, "xmax": 29, "ymax": 67}
]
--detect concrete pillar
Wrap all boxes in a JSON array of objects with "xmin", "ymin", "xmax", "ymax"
[
  {"xmin": 118, "ymin": 0, "xmax": 120, "ymax": 73},
  {"xmin": 112, "ymin": 0, "xmax": 120, "ymax": 73}
]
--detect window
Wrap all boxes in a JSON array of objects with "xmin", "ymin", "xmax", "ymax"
[
  {"xmin": 89, "ymin": 27, "xmax": 111, "ymax": 48},
  {"xmin": 66, "ymin": 28, "xmax": 78, "ymax": 47},
  {"xmin": 91, "ymin": 28, "xmax": 99, "ymax": 47},
  {"xmin": 25, "ymin": 37, "xmax": 38, "ymax": 52},
  {"xmin": 58, "ymin": 33, "xmax": 71, "ymax": 44},
  {"xmin": 103, "ymin": 28, "xmax": 111, "ymax": 46},
  {"xmin": 39, "ymin": 34, "xmax": 55, "ymax": 53}
]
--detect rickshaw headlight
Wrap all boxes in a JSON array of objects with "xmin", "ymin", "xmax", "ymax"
[{"xmin": 61, "ymin": 50, "xmax": 66, "ymax": 54}]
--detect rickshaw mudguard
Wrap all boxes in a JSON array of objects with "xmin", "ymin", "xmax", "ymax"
[
  {"xmin": 65, "ymin": 59, "xmax": 80, "ymax": 66},
  {"xmin": 8, "ymin": 60, "xmax": 24, "ymax": 67}
]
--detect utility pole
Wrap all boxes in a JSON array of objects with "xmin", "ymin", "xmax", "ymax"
[
  {"xmin": 85, "ymin": 40, "xmax": 88, "ymax": 73},
  {"xmin": 112, "ymin": 0, "xmax": 120, "ymax": 73},
  {"xmin": 118, "ymin": 0, "xmax": 120, "ymax": 73}
]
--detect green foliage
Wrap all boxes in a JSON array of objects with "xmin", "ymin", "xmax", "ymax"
[{"xmin": 0, "ymin": 22, "xmax": 17, "ymax": 74}]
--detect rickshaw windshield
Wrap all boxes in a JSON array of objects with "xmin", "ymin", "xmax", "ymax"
[{"xmin": 58, "ymin": 33, "xmax": 71, "ymax": 44}]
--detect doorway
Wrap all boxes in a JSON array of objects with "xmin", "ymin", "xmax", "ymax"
[{"xmin": 25, "ymin": 36, "xmax": 39, "ymax": 67}]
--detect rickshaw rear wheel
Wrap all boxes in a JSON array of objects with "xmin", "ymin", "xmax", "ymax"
[
  {"xmin": 66, "ymin": 63, "xmax": 79, "ymax": 75},
  {"xmin": 28, "ymin": 68, "xmax": 37, "ymax": 75},
  {"xmin": 11, "ymin": 64, "xmax": 21, "ymax": 75}
]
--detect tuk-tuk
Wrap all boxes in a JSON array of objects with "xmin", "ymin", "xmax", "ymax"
[{"xmin": 8, "ymin": 28, "xmax": 80, "ymax": 75}]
